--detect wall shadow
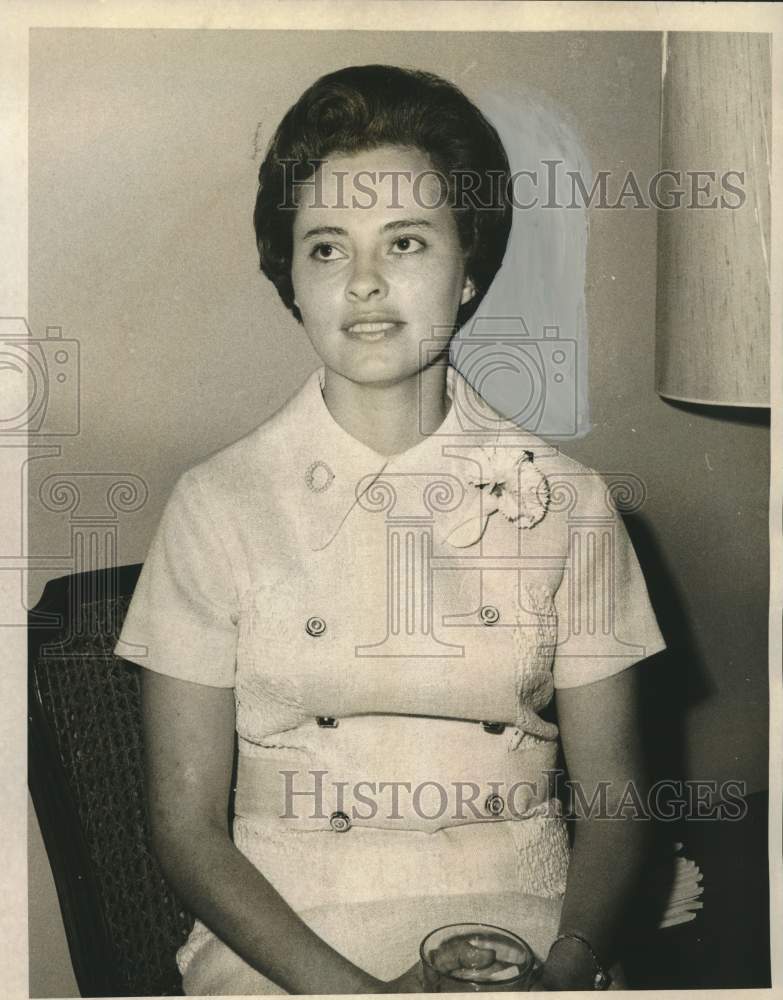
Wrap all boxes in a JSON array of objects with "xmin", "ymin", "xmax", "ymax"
[{"xmin": 623, "ymin": 511, "xmax": 712, "ymax": 791}]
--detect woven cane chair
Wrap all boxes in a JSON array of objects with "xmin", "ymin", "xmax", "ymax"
[{"xmin": 28, "ymin": 565, "xmax": 194, "ymax": 997}]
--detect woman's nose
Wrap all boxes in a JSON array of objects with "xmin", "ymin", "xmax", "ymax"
[{"xmin": 345, "ymin": 253, "xmax": 388, "ymax": 302}]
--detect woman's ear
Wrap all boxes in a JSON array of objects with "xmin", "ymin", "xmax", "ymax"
[{"xmin": 460, "ymin": 277, "xmax": 476, "ymax": 305}]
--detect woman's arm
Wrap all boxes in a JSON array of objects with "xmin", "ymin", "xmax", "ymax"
[
  {"xmin": 536, "ymin": 660, "xmax": 655, "ymax": 990},
  {"xmin": 142, "ymin": 669, "xmax": 385, "ymax": 995}
]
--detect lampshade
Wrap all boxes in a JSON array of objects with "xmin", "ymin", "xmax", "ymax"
[{"xmin": 655, "ymin": 32, "xmax": 770, "ymax": 407}]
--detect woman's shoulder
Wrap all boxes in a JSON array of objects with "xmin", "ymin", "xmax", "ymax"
[
  {"xmin": 450, "ymin": 366, "xmax": 601, "ymax": 479},
  {"xmin": 175, "ymin": 369, "xmax": 320, "ymax": 502},
  {"xmin": 469, "ymin": 402, "xmax": 614, "ymax": 521},
  {"xmin": 521, "ymin": 439, "xmax": 635, "ymax": 523},
  {"xmin": 529, "ymin": 442, "xmax": 605, "ymax": 488},
  {"xmin": 467, "ymin": 399, "xmax": 602, "ymax": 481}
]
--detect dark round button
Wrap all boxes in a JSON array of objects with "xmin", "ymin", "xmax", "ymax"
[
  {"xmin": 479, "ymin": 605, "xmax": 500, "ymax": 626},
  {"xmin": 485, "ymin": 794, "xmax": 505, "ymax": 817},
  {"xmin": 329, "ymin": 811, "xmax": 351, "ymax": 833},
  {"xmin": 481, "ymin": 721, "xmax": 506, "ymax": 735},
  {"xmin": 305, "ymin": 616, "xmax": 326, "ymax": 637}
]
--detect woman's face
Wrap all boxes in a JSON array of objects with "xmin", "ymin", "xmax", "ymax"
[{"xmin": 291, "ymin": 145, "xmax": 474, "ymax": 386}]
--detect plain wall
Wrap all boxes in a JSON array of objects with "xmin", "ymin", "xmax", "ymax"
[
  {"xmin": 28, "ymin": 796, "xmax": 80, "ymax": 998},
  {"xmin": 27, "ymin": 29, "xmax": 769, "ymax": 996}
]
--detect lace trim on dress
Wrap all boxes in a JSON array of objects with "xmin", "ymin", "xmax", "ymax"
[
  {"xmin": 508, "ymin": 812, "xmax": 570, "ymax": 898},
  {"xmin": 511, "ymin": 583, "xmax": 559, "ymax": 744}
]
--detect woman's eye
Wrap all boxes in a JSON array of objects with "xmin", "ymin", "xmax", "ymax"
[
  {"xmin": 310, "ymin": 243, "xmax": 346, "ymax": 261},
  {"xmin": 391, "ymin": 236, "xmax": 425, "ymax": 254}
]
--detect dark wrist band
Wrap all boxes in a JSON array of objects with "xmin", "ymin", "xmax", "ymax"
[{"xmin": 548, "ymin": 932, "xmax": 612, "ymax": 991}]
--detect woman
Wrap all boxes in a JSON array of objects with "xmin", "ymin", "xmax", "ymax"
[{"xmin": 116, "ymin": 65, "xmax": 666, "ymax": 992}]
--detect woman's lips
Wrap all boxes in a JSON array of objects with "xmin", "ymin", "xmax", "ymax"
[{"xmin": 343, "ymin": 320, "xmax": 405, "ymax": 341}]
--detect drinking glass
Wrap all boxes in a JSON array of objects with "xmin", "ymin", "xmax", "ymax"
[{"xmin": 420, "ymin": 922, "xmax": 539, "ymax": 992}]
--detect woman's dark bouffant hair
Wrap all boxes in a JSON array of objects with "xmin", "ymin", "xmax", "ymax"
[{"xmin": 253, "ymin": 64, "xmax": 513, "ymax": 328}]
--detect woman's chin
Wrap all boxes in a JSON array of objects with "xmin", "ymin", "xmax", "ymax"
[{"xmin": 328, "ymin": 351, "xmax": 422, "ymax": 387}]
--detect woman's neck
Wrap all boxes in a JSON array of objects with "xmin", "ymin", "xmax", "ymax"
[{"xmin": 322, "ymin": 363, "xmax": 451, "ymax": 458}]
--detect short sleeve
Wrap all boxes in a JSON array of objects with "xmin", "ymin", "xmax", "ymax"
[
  {"xmin": 551, "ymin": 472, "xmax": 666, "ymax": 689},
  {"xmin": 114, "ymin": 471, "xmax": 239, "ymax": 687}
]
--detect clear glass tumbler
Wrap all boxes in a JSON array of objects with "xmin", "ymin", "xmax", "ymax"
[{"xmin": 420, "ymin": 922, "xmax": 539, "ymax": 992}]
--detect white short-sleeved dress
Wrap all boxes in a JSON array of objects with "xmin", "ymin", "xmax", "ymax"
[{"xmin": 116, "ymin": 365, "xmax": 666, "ymax": 995}]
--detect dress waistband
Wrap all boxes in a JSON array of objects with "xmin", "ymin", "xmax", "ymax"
[{"xmin": 234, "ymin": 715, "xmax": 560, "ymax": 835}]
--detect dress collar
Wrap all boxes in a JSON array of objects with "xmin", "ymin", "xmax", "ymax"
[{"xmin": 293, "ymin": 365, "xmax": 547, "ymax": 551}]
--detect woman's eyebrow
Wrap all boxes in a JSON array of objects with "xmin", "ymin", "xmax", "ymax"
[
  {"xmin": 300, "ymin": 218, "xmax": 437, "ymax": 242},
  {"xmin": 300, "ymin": 225, "xmax": 346, "ymax": 241},
  {"xmin": 382, "ymin": 218, "xmax": 435, "ymax": 232}
]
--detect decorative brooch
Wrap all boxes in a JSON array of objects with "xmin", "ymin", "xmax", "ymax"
[
  {"xmin": 304, "ymin": 460, "xmax": 335, "ymax": 494},
  {"xmin": 444, "ymin": 446, "xmax": 550, "ymax": 548}
]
